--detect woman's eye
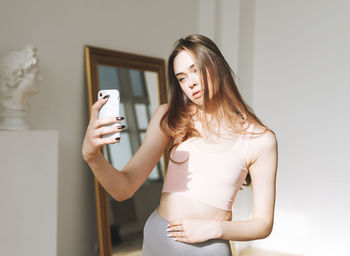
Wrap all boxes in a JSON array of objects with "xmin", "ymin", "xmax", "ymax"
[{"xmin": 179, "ymin": 77, "xmax": 186, "ymax": 82}]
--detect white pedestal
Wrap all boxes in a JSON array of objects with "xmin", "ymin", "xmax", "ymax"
[{"xmin": 0, "ymin": 130, "xmax": 58, "ymax": 256}]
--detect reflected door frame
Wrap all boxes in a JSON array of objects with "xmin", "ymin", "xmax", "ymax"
[{"xmin": 84, "ymin": 46, "xmax": 168, "ymax": 256}]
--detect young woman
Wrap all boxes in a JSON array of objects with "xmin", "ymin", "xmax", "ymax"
[{"xmin": 82, "ymin": 34, "xmax": 278, "ymax": 256}]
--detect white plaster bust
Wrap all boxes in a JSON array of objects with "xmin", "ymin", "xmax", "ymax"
[{"xmin": 0, "ymin": 46, "xmax": 41, "ymax": 130}]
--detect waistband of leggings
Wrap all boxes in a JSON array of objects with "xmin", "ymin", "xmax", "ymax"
[{"xmin": 155, "ymin": 207, "xmax": 169, "ymax": 224}]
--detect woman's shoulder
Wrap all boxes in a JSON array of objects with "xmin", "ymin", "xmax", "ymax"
[
  {"xmin": 152, "ymin": 103, "xmax": 169, "ymax": 118},
  {"xmin": 153, "ymin": 103, "xmax": 169, "ymax": 122},
  {"xmin": 158, "ymin": 103, "xmax": 169, "ymax": 112},
  {"xmin": 249, "ymin": 123, "xmax": 276, "ymax": 145},
  {"xmin": 246, "ymin": 123, "xmax": 277, "ymax": 163},
  {"xmin": 149, "ymin": 104, "xmax": 170, "ymax": 131}
]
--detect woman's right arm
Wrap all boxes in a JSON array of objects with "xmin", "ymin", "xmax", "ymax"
[{"xmin": 82, "ymin": 97, "xmax": 170, "ymax": 201}]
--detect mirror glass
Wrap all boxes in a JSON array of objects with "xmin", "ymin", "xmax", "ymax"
[
  {"xmin": 98, "ymin": 66, "xmax": 165, "ymax": 180},
  {"xmin": 85, "ymin": 46, "xmax": 167, "ymax": 256}
]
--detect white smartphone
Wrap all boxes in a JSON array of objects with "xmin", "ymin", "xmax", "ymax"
[{"xmin": 97, "ymin": 89, "xmax": 120, "ymax": 139}]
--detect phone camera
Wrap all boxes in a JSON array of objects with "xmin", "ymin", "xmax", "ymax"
[{"xmin": 99, "ymin": 92, "xmax": 103, "ymax": 97}]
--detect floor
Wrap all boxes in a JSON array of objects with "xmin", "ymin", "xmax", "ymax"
[
  {"xmin": 239, "ymin": 247, "xmax": 304, "ymax": 256},
  {"xmin": 112, "ymin": 232, "xmax": 142, "ymax": 256}
]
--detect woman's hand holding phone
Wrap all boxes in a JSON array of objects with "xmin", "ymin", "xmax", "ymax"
[{"xmin": 82, "ymin": 90, "xmax": 125, "ymax": 163}]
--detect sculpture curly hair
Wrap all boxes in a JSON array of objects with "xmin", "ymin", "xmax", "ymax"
[{"xmin": 0, "ymin": 46, "xmax": 39, "ymax": 98}]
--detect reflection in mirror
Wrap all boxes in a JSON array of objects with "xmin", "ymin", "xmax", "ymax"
[
  {"xmin": 85, "ymin": 46, "xmax": 167, "ymax": 256},
  {"xmin": 98, "ymin": 66, "xmax": 164, "ymax": 180}
]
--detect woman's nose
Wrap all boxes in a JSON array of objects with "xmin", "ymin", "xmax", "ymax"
[{"xmin": 188, "ymin": 74, "xmax": 198, "ymax": 89}]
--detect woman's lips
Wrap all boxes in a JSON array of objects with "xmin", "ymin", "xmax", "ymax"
[{"xmin": 192, "ymin": 91, "xmax": 201, "ymax": 99}]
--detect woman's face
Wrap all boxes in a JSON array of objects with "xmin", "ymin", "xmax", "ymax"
[{"xmin": 173, "ymin": 50, "xmax": 204, "ymax": 105}]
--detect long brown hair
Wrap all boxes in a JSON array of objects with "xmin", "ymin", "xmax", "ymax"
[{"xmin": 160, "ymin": 34, "xmax": 269, "ymax": 185}]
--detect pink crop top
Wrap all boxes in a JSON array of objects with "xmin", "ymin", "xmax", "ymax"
[{"xmin": 162, "ymin": 123, "xmax": 250, "ymax": 211}]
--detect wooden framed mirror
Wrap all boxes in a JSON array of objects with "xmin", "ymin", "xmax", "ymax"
[{"xmin": 84, "ymin": 46, "xmax": 167, "ymax": 256}]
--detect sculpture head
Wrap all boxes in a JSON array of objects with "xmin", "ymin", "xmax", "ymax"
[{"xmin": 0, "ymin": 46, "xmax": 41, "ymax": 110}]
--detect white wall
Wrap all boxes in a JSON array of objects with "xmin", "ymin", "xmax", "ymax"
[
  {"xmin": 198, "ymin": 0, "xmax": 241, "ymax": 91},
  {"xmin": 240, "ymin": 0, "xmax": 350, "ymax": 255},
  {"xmin": 0, "ymin": 1, "xmax": 199, "ymax": 255}
]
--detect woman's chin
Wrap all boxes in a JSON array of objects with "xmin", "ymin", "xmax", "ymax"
[{"xmin": 191, "ymin": 99, "xmax": 203, "ymax": 106}]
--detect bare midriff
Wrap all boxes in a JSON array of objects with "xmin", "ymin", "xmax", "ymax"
[{"xmin": 157, "ymin": 192, "xmax": 232, "ymax": 222}]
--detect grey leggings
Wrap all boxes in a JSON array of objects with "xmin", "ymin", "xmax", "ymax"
[{"xmin": 142, "ymin": 208, "xmax": 233, "ymax": 256}]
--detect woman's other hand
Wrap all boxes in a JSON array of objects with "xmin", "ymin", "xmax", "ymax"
[
  {"xmin": 167, "ymin": 218, "xmax": 222, "ymax": 243},
  {"xmin": 82, "ymin": 96, "xmax": 125, "ymax": 163}
]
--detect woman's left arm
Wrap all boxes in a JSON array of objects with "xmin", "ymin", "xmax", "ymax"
[
  {"xmin": 218, "ymin": 130, "xmax": 278, "ymax": 241},
  {"xmin": 168, "ymin": 131, "xmax": 278, "ymax": 243}
]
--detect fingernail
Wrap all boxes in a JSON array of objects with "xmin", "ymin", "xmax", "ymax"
[
  {"xmin": 116, "ymin": 116, "xmax": 124, "ymax": 121},
  {"xmin": 166, "ymin": 233, "xmax": 172, "ymax": 237},
  {"xmin": 118, "ymin": 125, "xmax": 126, "ymax": 129},
  {"xmin": 167, "ymin": 224, "xmax": 170, "ymax": 227},
  {"xmin": 166, "ymin": 228, "xmax": 171, "ymax": 232},
  {"xmin": 103, "ymin": 95, "xmax": 110, "ymax": 99},
  {"xmin": 115, "ymin": 137, "xmax": 120, "ymax": 141}
]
